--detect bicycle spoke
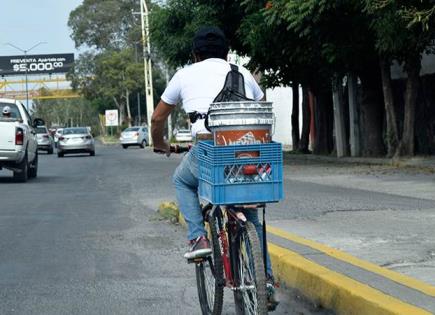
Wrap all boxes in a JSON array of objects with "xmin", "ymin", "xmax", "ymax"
[{"xmin": 238, "ymin": 232, "xmax": 258, "ymax": 314}]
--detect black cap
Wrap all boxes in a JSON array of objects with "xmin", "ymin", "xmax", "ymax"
[{"xmin": 192, "ymin": 26, "xmax": 228, "ymax": 54}]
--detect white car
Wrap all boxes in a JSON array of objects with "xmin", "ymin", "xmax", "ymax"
[
  {"xmin": 0, "ymin": 98, "xmax": 44, "ymax": 182},
  {"xmin": 57, "ymin": 127, "xmax": 95, "ymax": 157},
  {"xmin": 175, "ymin": 129, "xmax": 192, "ymax": 142},
  {"xmin": 119, "ymin": 126, "xmax": 148, "ymax": 149},
  {"xmin": 53, "ymin": 128, "xmax": 65, "ymax": 148}
]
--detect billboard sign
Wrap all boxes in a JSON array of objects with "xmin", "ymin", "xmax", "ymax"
[
  {"xmin": 0, "ymin": 53, "xmax": 74, "ymax": 76},
  {"xmin": 105, "ymin": 110, "xmax": 119, "ymax": 127}
]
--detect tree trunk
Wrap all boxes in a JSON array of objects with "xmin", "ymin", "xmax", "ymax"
[
  {"xmin": 332, "ymin": 76, "xmax": 348, "ymax": 157},
  {"xmin": 379, "ymin": 56, "xmax": 399, "ymax": 157},
  {"xmin": 113, "ymin": 96, "xmax": 123, "ymax": 126},
  {"xmin": 291, "ymin": 82, "xmax": 300, "ymax": 151},
  {"xmin": 359, "ymin": 66, "xmax": 385, "ymax": 157},
  {"xmin": 348, "ymin": 73, "xmax": 361, "ymax": 157},
  {"xmin": 299, "ymin": 86, "xmax": 311, "ymax": 153},
  {"xmin": 313, "ymin": 88, "xmax": 334, "ymax": 155},
  {"xmin": 126, "ymin": 89, "xmax": 132, "ymax": 127},
  {"xmin": 396, "ymin": 55, "xmax": 421, "ymax": 157}
]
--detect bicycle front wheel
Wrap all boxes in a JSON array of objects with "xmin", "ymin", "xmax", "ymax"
[
  {"xmin": 233, "ymin": 221, "xmax": 268, "ymax": 315},
  {"xmin": 195, "ymin": 209, "xmax": 224, "ymax": 315}
]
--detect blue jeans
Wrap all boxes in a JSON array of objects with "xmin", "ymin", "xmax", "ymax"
[{"xmin": 172, "ymin": 148, "xmax": 273, "ymax": 276}]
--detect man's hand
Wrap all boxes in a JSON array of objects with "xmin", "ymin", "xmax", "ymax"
[
  {"xmin": 151, "ymin": 100, "xmax": 174, "ymax": 157},
  {"xmin": 153, "ymin": 142, "xmax": 171, "ymax": 157}
]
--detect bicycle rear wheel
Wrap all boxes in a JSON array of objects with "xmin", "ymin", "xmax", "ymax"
[
  {"xmin": 233, "ymin": 222, "xmax": 268, "ymax": 315},
  {"xmin": 195, "ymin": 209, "xmax": 224, "ymax": 315}
]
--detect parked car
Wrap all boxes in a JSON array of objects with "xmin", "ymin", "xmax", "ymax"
[
  {"xmin": 175, "ymin": 129, "xmax": 192, "ymax": 142},
  {"xmin": 119, "ymin": 126, "xmax": 148, "ymax": 149},
  {"xmin": 54, "ymin": 128, "xmax": 64, "ymax": 147},
  {"xmin": 57, "ymin": 127, "xmax": 95, "ymax": 157},
  {"xmin": 0, "ymin": 98, "xmax": 44, "ymax": 182},
  {"xmin": 36, "ymin": 126, "xmax": 54, "ymax": 154}
]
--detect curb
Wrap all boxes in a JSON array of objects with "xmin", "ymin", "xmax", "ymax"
[
  {"xmin": 267, "ymin": 227, "xmax": 435, "ymax": 315},
  {"xmin": 96, "ymin": 137, "xmax": 119, "ymax": 145},
  {"xmin": 166, "ymin": 204, "xmax": 435, "ymax": 315},
  {"xmin": 283, "ymin": 153, "xmax": 435, "ymax": 172}
]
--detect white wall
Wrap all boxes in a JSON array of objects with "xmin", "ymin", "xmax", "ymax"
[{"xmin": 266, "ymin": 86, "xmax": 302, "ymax": 146}]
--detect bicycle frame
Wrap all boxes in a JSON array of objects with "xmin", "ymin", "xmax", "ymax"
[{"xmin": 206, "ymin": 203, "xmax": 268, "ymax": 290}]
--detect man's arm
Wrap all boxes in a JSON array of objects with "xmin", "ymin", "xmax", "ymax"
[{"xmin": 151, "ymin": 100, "xmax": 174, "ymax": 152}]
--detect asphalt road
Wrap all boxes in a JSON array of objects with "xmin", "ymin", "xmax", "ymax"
[{"xmin": 0, "ymin": 144, "xmax": 331, "ymax": 315}]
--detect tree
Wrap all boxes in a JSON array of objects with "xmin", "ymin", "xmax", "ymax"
[
  {"xmin": 69, "ymin": 49, "xmax": 144, "ymax": 126},
  {"xmin": 68, "ymin": 0, "xmax": 166, "ymax": 128},
  {"xmin": 365, "ymin": 0, "xmax": 435, "ymax": 156},
  {"xmin": 32, "ymin": 91, "xmax": 99, "ymax": 133},
  {"xmin": 68, "ymin": 0, "xmax": 139, "ymax": 50}
]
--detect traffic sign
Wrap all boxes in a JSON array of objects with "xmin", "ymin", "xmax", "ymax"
[{"xmin": 105, "ymin": 110, "xmax": 119, "ymax": 126}]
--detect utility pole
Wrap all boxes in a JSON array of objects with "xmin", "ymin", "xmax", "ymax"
[
  {"xmin": 134, "ymin": 43, "xmax": 141, "ymax": 125},
  {"xmin": 140, "ymin": 0, "xmax": 154, "ymax": 145},
  {"xmin": 4, "ymin": 42, "xmax": 47, "ymax": 110}
]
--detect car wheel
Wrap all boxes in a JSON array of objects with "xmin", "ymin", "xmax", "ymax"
[
  {"xmin": 13, "ymin": 152, "xmax": 28, "ymax": 183},
  {"xmin": 140, "ymin": 140, "xmax": 146, "ymax": 149},
  {"xmin": 122, "ymin": 144, "xmax": 128, "ymax": 149},
  {"xmin": 28, "ymin": 151, "xmax": 38, "ymax": 178},
  {"xmin": 58, "ymin": 152, "xmax": 64, "ymax": 158},
  {"xmin": 90, "ymin": 151, "xmax": 95, "ymax": 156}
]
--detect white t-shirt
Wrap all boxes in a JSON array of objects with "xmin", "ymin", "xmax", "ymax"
[{"xmin": 161, "ymin": 58, "xmax": 264, "ymax": 136}]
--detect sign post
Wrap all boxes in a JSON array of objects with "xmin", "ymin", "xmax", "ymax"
[{"xmin": 105, "ymin": 109, "xmax": 119, "ymax": 137}]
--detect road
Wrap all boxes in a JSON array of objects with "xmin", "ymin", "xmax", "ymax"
[{"xmin": 0, "ymin": 144, "xmax": 331, "ymax": 315}]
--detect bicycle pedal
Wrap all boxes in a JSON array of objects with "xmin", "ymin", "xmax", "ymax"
[{"xmin": 187, "ymin": 257, "xmax": 206, "ymax": 264}]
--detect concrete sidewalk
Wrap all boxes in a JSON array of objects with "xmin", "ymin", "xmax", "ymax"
[
  {"xmin": 283, "ymin": 152, "xmax": 435, "ymax": 172},
  {"xmin": 268, "ymin": 152, "xmax": 435, "ymax": 314},
  {"xmin": 266, "ymin": 226, "xmax": 435, "ymax": 315}
]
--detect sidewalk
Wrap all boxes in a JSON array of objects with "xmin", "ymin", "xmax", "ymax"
[
  {"xmin": 272, "ymin": 152, "xmax": 435, "ymax": 314},
  {"xmin": 267, "ymin": 226, "xmax": 435, "ymax": 315},
  {"xmin": 283, "ymin": 151, "xmax": 435, "ymax": 172},
  {"xmin": 167, "ymin": 151, "xmax": 435, "ymax": 314}
]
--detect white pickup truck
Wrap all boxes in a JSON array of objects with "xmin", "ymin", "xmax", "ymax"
[{"xmin": 0, "ymin": 98, "xmax": 44, "ymax": 182}]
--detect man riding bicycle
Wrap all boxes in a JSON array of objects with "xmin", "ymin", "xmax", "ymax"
[{"xmin": 151, "ymin": 26, "xmax": 278, "ymax": 307}]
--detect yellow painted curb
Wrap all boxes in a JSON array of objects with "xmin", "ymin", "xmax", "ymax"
[
  {"xmin": 166, "ymin": 204, "xmax": 433, "ymax": 314},
  {"xmin": 267, "ymin": 226, "xmax": 435, "ymax": 298},
  {"xmin": 269, "ymin": 243, "xmax": 431, "ymax": 315}
]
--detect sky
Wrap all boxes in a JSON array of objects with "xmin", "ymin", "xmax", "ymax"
[{"xmin": 0, "ymin": 0, "xmax": 83, "ymax": 57}]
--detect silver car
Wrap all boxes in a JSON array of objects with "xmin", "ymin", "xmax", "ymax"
[
  {"xmin": 119, "ymin": 126, "xmax": 148, "ymax": 149},
  {"xmin": 35, "ymin": 126, "xmax": 54, "ymax": 154},
  {"xmin": 57, "ymin": 127, "xmax": 95, "ymax": 157},
  {"xmin": 175, "ymin": 129, "xmax": 192, "ymax": 142}
]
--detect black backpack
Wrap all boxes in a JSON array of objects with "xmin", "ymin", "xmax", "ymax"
[
  {"xmin": 213, "ymin": 64, "xmax": 253, "ymax": 102},
  {"xmin": 204, "ymin": 64, "xmax": 253, "ymax": 131}
]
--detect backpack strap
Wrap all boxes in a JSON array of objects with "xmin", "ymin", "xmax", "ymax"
[{"xmin": 230, "ymin": 64, "xmax": 239, "ymax": 93}]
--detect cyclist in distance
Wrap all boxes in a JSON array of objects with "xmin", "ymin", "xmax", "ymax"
[{"xmin": 151, "ymin": 26, "xmax": 278, "ymax": 305}]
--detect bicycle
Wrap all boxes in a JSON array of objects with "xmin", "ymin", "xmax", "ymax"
[
  {"xmin": 191, "ymin": 203, "xmax": 270, "ymax": 315},
  {"xmin": 168, "ymin": 142, "xmax": 283, "ymax": 315}
]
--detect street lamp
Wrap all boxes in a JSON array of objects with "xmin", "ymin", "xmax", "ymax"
[{"xmin": 4, "ymin": 41, "xmax": 47, "ymax": 110}]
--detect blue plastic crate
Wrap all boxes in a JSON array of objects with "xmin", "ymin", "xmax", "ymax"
[{"xmin": 197, "ymin": 141, "xmax": 283, "ymax": 205}]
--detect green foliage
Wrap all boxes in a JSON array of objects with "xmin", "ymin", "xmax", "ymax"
[
  {"xmin": 68, "ymin": 0, "xmax": 139, "ymax": 49},
  {"xmin": 32, "ymin": 95, "xmax": 99, "ymax": 133},
  {"xmin": 149, "ymin": 0, "xmax": 247, "ymax": 68},
  {"xmin": 364, "ymin": 0, "xmax": 435, "ymax": 62},
  {"xmin": 68, "ymin": 0, "xmax": 166, "ymax": 125}
]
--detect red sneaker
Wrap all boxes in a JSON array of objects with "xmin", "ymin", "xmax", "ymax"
[{"xmin": 184, "ymin": 236, "xmax": 212, "ymax": 259}]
